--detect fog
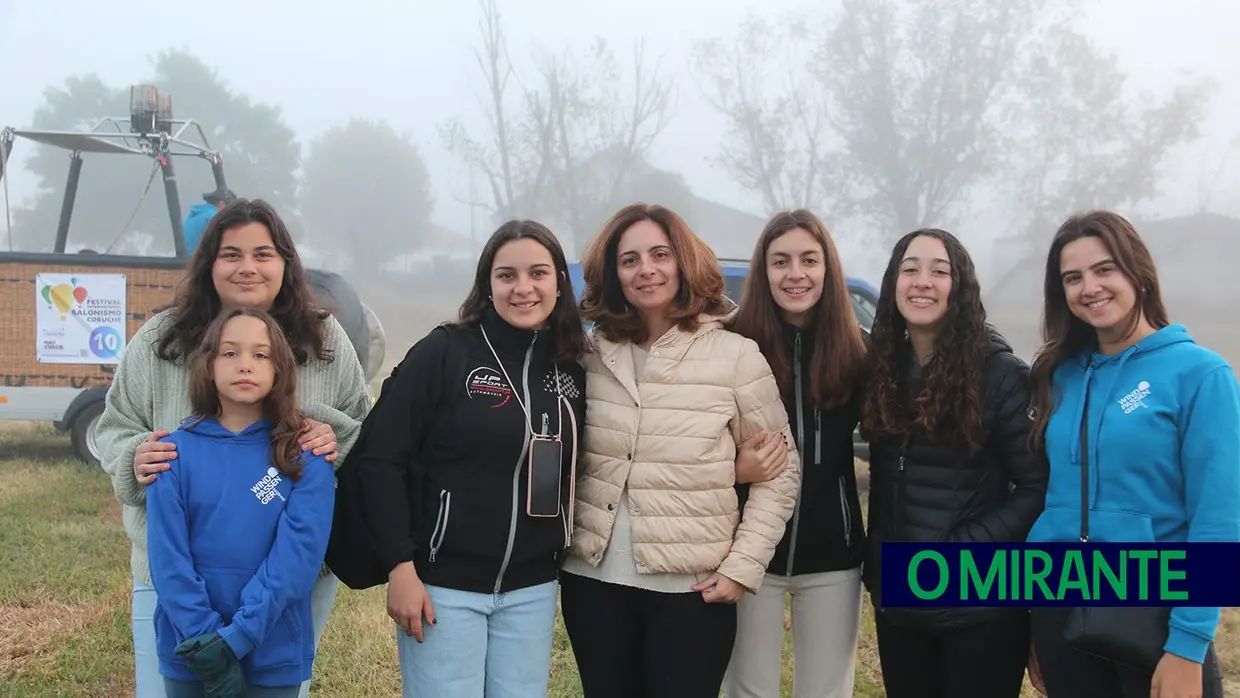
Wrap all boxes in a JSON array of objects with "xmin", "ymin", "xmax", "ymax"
[{"xmin": 3, "ymin": 0, "xmax": 1238, "ymax": 369}]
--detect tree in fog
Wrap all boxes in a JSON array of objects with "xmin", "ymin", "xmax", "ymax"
[
  {"xmin": 10, "ymin": 49, "xmax": 300, "ymax": 253},
  {"xmin": 696, "ymin": 0, "xmax": 1210, "ymax": 245},
  {"xmin": 300, "ymin": 118, "xmax": 434, "ymax": 274},
  {"xmin": 439, "ymin": 0, "xmax": 676, "ymax": 256},
  {"xmin": 1010, "ymin": 23, "xmax": 1212, "ymax": 239},
  {"xmin": 691, "ymin": 14, "xmax": 837, "ymax": 217}
]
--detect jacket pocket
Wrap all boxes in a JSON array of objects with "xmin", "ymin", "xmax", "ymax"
[
  {"xmin": 428, "ymin": 489, "xmax": 452, "ymax": 563},
  {"xmin": 248, "ymin": 607, "xmax": 303, "ymax": 670},
  {"xmin": 838, "ymin": 476, "xmax": 854, "ymax": 548},
  {"xmin": 1026, "ymin": 505, "xmax": 1156, "ymax": 544}
]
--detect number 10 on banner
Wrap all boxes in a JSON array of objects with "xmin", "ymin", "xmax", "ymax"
[{"xmin": 90, "ymin": 326, "xmax": 123, "ymax": 360}]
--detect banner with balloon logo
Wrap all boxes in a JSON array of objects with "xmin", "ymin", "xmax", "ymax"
[{"xmin": 35, "ymin": 273, "xmax": 127, "ymax": 364}]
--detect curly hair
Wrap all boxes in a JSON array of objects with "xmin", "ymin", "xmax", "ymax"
[
  {"xmin": 728, "ymin": 209, "xmax": 868, "ymax": 408},
  {"xmin": 187, "ymin": 308, "xmax": 308, "ymax": 480},
  {"xmin": 859, "ymin": 228, "xmax": 989, "ymax": 453},
  {"xmin": 578, "ymin": 203, "xmax": 731, "ymax": 345},
  {"xmin": 156, "ymin": 199, "xmax": 332, "ymax": 367},
  {"xmin": 1027, "ymin": 210, "xmax": 1168, "ymax": 454}
]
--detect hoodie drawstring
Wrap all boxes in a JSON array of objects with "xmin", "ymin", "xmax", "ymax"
[{"xmin": 1070, "ymin": 346, "xmax": 1139, "ymax": 509}]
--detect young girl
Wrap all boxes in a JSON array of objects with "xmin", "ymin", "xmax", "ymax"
[
  {"xmin": 724, "ymin": 210, "xmax": 869, "ymax": 698},
  {"xmin": 327, "ymin": 220, "xmax": 588, "ymax": 698},
  {"xmin": 860, "ymin": 228, "xmax": 1047, "ymax": 698},
  {"xmin": 1025, "ymin": 210, "xmax": 1235, "ymax": 698},
  {"xmin": 146, "ymin": 308, "xmax": 335, "ymax": 698},
  {"xmin": 96, "ymin": 199, "xmax": 370, "ymax": 698}
]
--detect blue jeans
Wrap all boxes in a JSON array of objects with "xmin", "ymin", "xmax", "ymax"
[
  {"xmin": 133, "ymin": 572, "xmax": 339, "ymax": 698},
  {"xmin": 396, "ymin": 580, "xmax": 559, "ymax": 698}
]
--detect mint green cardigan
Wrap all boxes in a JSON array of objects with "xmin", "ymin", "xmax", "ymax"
[{"xmin": 95, "ymin": 310, "xmax": 373, "ymax": 586}]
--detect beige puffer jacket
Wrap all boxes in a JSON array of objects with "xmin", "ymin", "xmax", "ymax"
[{"xmin": 567, "ymin": 305, "xmax": 800, "ymax": 592}]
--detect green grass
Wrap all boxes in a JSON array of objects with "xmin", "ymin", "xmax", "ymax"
[{"xmin": 0, "ymin": 422, "xmax": 1234, "ymax": 696}]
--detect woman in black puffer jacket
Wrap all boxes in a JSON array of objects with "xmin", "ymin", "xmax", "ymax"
[{"xmin": 860, "ymin": 228, "xmax": 1049, "ymax": 698}]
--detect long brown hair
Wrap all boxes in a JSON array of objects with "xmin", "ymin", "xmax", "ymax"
[
  {"xmin": 859, "ymin": 229, "xmax": 989, "ymax": 453},
  {"xmin": 157, "ymin": 199, "xmax": 332, "ymax": 367},
  {"xmin": 188, "ymin": 307, "xmax": 308, "ymax": 480},
  {"xmin": 1028, "ymin": 210, "xmax": 1168, "ymax": 454},
  {"xmin": 456, "ymin": 219, "xmax": 590, "ymax": 361},
  {"xmin": 579, "ymin": 203, "xmax": 731, "ymax": 345},
  {"xmin": 729, "ymin": 210, "xmax": 867, "ymax": 408}
]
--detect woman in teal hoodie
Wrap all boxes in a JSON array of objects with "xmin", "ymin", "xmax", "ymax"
[
  {"xmin": 1025, "ymin": 210, "xmax": 1236, "ymax": 698},
  {"xmin": 147, "ymin": 307, "xmax": 334, "ymax": 697}
]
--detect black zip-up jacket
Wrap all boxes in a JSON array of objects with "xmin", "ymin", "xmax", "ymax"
[
  {"xmin": 738, "ymin": 321, "xmax": 868, "ymax": 576},
  {"xmin": 326, "ymin": 307, "xmax": 587, "ymax": 594},
  {"xmin": 862, "ymin": 327, "xmax": 1048, "ymax": 630}
]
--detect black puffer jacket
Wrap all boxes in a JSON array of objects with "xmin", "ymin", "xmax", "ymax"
[{"xmin": 862, "ymin": 327, "xmax": 1048, "ymax": 630}]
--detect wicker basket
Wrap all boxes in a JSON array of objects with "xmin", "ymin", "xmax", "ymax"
[{"xmin": 0, "ymin": 260, "xmax": 185, "ymax": 388}]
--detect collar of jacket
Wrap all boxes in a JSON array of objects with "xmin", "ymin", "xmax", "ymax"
[
  {"xmin": 593, "ymin": 297, "xmax": 740, "ymax": 359},
  {"xmin": 779, "ymin": 316, "xmax": 817, "ymax": 350},
  {"xmin": 480, "ymin": 305, "xmax": 548, "ymax": 359}
]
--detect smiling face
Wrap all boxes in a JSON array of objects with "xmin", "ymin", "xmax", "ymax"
[
  {"xmin": 1059, "ymin": 234, "xmax": 1140, "ymax": 338},
  {"xmin": 212, "ymin": 222, "xmax": 286, "ymax": 311},
  {"xmin": 212, "ymin": 314, "xmax": 275, "ymax": 407},
  {"xmin": 766, "ymin": 227, "xmax": 825, "ymax": 326},
  {"xmin": 895, "ymin": 234, "xmax": 953, "ymax": 330},
  {"xmin": 616, "ymin": 220, "xmax": 680, "ymax": 316},
  {"xmin": 490, "ymin": 237, "xmax": 559, "ymax": 330}
]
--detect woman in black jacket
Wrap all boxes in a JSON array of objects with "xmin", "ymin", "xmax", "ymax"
[
  {"xmin": 326, "ymin": 220, "xmax": 588, "ymax": 698},
  {"xmin": 725, "ymin": 209, "xmax": 870, "ymax": 698},
  {"xmin": 860, "ymin": 228, "xmax": 1048, "ymax": 698}
]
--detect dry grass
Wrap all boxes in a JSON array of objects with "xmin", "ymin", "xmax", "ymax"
[{"xmin": 0, "ymin": 421, "xmax": 1235, "ymax": 696}]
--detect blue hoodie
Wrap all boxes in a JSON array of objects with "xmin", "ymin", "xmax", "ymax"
[
  {"xmin": 1025, "ymin": 324, "xmax": 1240, "ymax": 664},
  {"xmin": 146, "ymin": 417, "xmax": 334, "ymax": 687},
  {"xmin": 182, "ymin": 202, "xmax": 217, "ymax": 253}
]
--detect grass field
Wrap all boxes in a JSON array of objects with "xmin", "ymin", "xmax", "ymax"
[{"xmin": 1, "ymin": 421, "xmax": 1234, "ymax": 697}]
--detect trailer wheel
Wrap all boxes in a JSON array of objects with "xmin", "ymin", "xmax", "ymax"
[{"xmin": 71, "ymin": 400, "xmax": 105, "ymax": 464}]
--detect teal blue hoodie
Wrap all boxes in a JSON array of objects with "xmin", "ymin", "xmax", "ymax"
[{"xmin": 1026, "ymin": 324, "xmax": 1240, "ymax": 664}]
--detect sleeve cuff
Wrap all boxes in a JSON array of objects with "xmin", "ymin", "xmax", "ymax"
[
  {"xmin": 1164, "ymin": 624, "xmax": 1210, "ymax": 664},
  {"xmin": 379, "ymin": 541, "xmax": 418, "ymax": 576},
  {"xmin": 218, "ymin": 623, "xmax": 257, "ymax": 660}
]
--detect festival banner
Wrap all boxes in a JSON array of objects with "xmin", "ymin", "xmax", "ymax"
[
  {"xmin": 35, "ymin": 273, "xmax": 128, "ymax": 365},
  {"xmin": 881, "ymin": 542, "xmax": 1240, "ymax": 607}
]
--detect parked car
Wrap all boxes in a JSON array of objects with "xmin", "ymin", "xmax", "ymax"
[{"xmin": 566, "ymin": 258, "xmax": 876, "ymax": 461}]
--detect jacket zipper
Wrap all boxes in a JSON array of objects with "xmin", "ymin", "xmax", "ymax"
[
  {"xmin": 896, "ymin": 436, "xmax": 910, "ymax": 532},
  {"xmin": 428, "ymin": 489, "xmax": 452, "ymax": 563},
  {"xmin": 785, "ymin": 331, "xmax": 806, "ymax": 576},
  {"xmin": 494, "ymin": 331, "xmax": 537, "ymax": 593},
  {"xmin": 835, "ymin": 404, "xmax": 851, "ymax": 547}
]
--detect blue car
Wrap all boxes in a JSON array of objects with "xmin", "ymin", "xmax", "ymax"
[{"xmin": 565, "ymin": 259, "xmax": 877, "ymax": 461}]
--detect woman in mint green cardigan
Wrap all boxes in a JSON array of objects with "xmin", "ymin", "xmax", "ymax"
[{"xmin": 95, "ymin": 199, "xmax": 372, "ymax": 698}]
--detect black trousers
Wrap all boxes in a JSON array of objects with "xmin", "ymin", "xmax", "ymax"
[
  {"xmin": 875, "ymin": 609, "xmax": 1030, "ymax": 698},
  {"xmin": 559, "ymin": 571, "xmax": 738, "ymax": 698},
  {"xmin": 1030, "ymin": 606, "xmax": 1224, "ymax": 698}
]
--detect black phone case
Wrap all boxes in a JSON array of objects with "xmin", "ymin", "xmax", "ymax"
[{"xmin": 527, "ymin": 437, "xmax": 562, "ymax": 517}]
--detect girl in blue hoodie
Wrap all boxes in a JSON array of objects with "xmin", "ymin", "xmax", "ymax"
[
  {"xmin": 1026, "ymin": 210, "xmax": 1238, "ymax": 698},
  {"xmin": 146, "ymin": 307, "xmax": 335, "ymax": 698}
]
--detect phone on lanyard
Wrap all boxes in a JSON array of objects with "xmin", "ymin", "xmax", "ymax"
[{"xmin": 527, "ymin": 432, "xmax": 563, "ymax": 517}]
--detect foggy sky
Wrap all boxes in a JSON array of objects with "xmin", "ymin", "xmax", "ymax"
[{"xmin": 2, "ymin": 0, "xmax": 1237, "ymax": 279}]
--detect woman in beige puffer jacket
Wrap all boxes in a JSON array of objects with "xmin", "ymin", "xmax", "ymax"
[{"xmin": 559, "ymin": 203, "xmax": 800, "ymax": 698}]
